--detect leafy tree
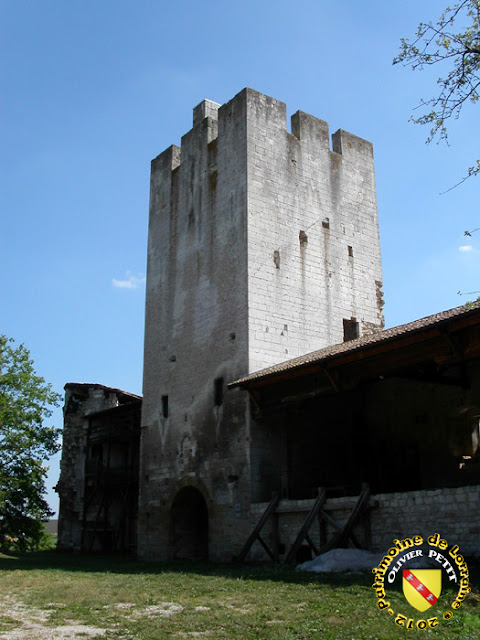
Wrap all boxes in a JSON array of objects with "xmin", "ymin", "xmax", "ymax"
[
  {"xmin": 0, "ymin": 335, "xmax": 61, "ymax": 550},
  {"xmin": 394, "ymin": 0, "xmax": 480, "ymax": 187}
]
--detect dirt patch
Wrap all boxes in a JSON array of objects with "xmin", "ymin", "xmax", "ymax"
[
  {"xmin": 0, "ymin": 595, "xmax": 107, "ymax": 640},
  {"xmin": 131, "ymin": 603, "xmax": 184, "ymax": 618},
  {"xmin": 0, "ymin": 595, "xmax": 187, "ymax": 639}
]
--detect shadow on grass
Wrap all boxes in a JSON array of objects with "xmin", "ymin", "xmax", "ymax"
[
  {"xmin": 1, "ymin": 550, "xmax": 478, "ymax": 593},
  {"xmin": 0, "ymin": 550, "xmax": 376, "ymax": 587}
]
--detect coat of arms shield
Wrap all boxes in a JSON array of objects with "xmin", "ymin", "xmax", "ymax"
[{"xmin": 402, "ymin": 569, "xmax": 442, "ymax": 612}]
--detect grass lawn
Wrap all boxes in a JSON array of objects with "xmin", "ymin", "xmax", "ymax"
[{"xmin": 0, "ymin": 551, "xmax": 478, "ymax": 639}]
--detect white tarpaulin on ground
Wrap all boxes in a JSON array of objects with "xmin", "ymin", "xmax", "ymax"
[{"xmin": 297, "ymin": 548, "xmax": 383, "ymax": 573}]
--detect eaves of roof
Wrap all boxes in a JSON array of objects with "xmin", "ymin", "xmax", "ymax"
[{"xmin": 229, "ymin": 301, "xmax": 480, "ymax": 390}]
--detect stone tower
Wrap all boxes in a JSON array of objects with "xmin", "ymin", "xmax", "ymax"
[{"xmin": 138, "ymin": 88, "xmax": 384, "ymax": 561}]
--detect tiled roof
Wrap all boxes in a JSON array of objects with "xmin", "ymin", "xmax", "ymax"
[{"xmin": 230, "ymin": 301, "xmax": 480, "ymax": 388}]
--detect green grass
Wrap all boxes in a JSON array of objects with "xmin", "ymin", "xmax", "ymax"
[{"xmin": 0, "ymin": 551, "xmax": 478, "ymax": 639}]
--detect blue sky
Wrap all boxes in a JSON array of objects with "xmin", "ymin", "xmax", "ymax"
[{"xmin": 1, "ymin": 1, "xmax": 479, "ymax": 515}]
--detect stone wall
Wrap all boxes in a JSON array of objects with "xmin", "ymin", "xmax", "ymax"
[
  {"xmin": 248, "ymin": 485, "xmax": 480, "ymax": 562},
  {"xmin": 371, "ymin": 485, "xmax": 480, "ymax": 556},
  {"xmin": 245, "ymin": 90, "xmax": 384, "ymax": 372},
  {"xmin": 56, "ymin": 383, "xmax": 133, "ymax": 552},
  {"xmin": 139, "ymin": 91, "xmax": 252, "ymax": 561}
]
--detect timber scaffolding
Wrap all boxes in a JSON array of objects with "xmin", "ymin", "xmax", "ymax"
[
  {"xmin": 237, "ymin": 484, "xmax": 371, "ymax": 563},
  {"xmin": 81, "ymin": 399, "xmax": 141, "ymax": 553}
]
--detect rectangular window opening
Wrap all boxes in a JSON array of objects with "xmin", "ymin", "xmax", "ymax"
[
  {"xmin": 343, "ymin": 318, "xmax": 359, "ymax": 342},
  {"xmin": 161, "ymin": 395, "xmax": 169, "ymax": 418},
  {"xmin": 214, "ymin": 377, "xmax": 224, "ymax": 407}
]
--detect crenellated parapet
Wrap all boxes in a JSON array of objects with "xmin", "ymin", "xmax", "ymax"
[{"xmin": 152, "ymin": 89, "xmax": 374, "ymax": 180}]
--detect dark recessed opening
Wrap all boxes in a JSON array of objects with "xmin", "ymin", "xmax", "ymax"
[
  {"xmin": 170, "ymin": 487, "xmax": 208, "ymax": 560},
  {"xmin": 348, "ymin": 245, "xmax": 354, "ymax": 257},
  {"xmin": 214, "ymin": 377, "xmax": 224, "ymax": 407},
  {"xmin": 343, "ymin": 318, "xmax": 359, "ymax": 342},
  {"xmin": 296, "ymin": 545, "xmax": 312, "ymax": 563},
  {"xmin": 161, "ymin": 395, "xmax": 169, "ymax": 418}
]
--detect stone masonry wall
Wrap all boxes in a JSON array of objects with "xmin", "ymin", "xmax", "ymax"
[
  {"xmin": 245, "ymin": 90, "xmax": 384, "ymax": 372},
  {"xmin": 248, "ymin": 486, "xmax": 480, "ymax": 562},
  {"xmin": 56, "ymin": 384, "xmax": 125, "ymax": 552},
  {"xmin": 371, "ymin": 486, "xmax": 480, "ymax": 556},
  {"xmin": 139, "ymin": 92, "xmax": 252, "ymax": 561}
]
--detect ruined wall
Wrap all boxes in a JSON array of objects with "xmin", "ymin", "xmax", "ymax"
[
  {"xmin": 246, "ymin": 90, "xmax": 384, "ymax": 372},
  {"xmin": 82, "ymin": 401, "xmax": 141, "ymax": 553},
  {"xmin": 56, "ymin": 384, "xmax": 130, "ymax": 552},
  {"xmin": 139, "ymin": 88, "xmax": 384, "ymax": 561}
]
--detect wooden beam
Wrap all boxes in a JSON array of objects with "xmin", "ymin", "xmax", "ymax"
[
  {"xmin": 285, "ymin": 488, "xmax": 327, "ymax": 564},
  {"xmin": 236, "ymin": 492, "xmax": 280, "ymax": 563}
]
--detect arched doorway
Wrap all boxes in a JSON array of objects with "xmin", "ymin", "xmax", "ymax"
[{"xmin": 170, "ymin": 486, "xmax": 208, "ymax": 560}]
